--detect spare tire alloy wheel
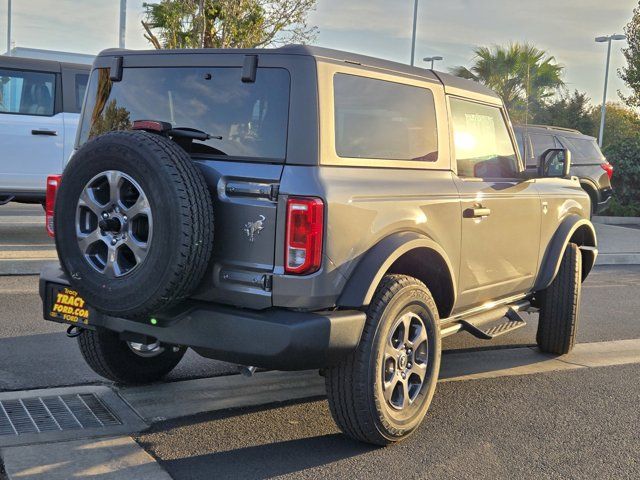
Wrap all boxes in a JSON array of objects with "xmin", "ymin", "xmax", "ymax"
[
  {"xmin": 55, "ymin": 131, "xmax": 214, "ymax": 319},
  {"xmin": 77, "ymin": 171, "xmax": 153, "ymax": 278}
]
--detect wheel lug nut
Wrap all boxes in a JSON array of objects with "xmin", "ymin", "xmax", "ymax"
[
  {"xmin": 401, "ymin": 372, "xmax": 406, "ymax": 379},
  {"xmin": 102, "ymin": 212, "xmax": 109, "ymax": 219},
  {"xmin": 123, "ymin": 216, "xmax": 128, "ymax": 222},
  {"xmin": 407, "ymin": 363, "xmax": 412, "ymax": 369},
  {"xmin": 111, "ymin": 238, "xmax": 117, "ymax": 245}
]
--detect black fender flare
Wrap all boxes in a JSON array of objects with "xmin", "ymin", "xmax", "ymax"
[
  {"xmin": 337, "ymin": 231, "xmax": 457, "ymax": 309},
  {"xmin": 534, "ymin": 215, "xmax": 598, "ymax": 291}
]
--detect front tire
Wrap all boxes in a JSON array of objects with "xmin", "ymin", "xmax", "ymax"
[
  {"xmin": 536, "ymin": 243, "xmax": 582, "ymax": 355},
  {"xmin": 78, "ymin": 328, "xmax": 186, "ymax": 384},
  {"xmin": 326, "ymin": 274, "xmax": 441, "ymax": 445}
]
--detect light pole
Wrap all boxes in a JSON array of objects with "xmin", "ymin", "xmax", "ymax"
[
  {"xmin": 423, "ymin": 56, "xmax": 443, "ymax": 70},
  {"xmin": 410, "ymin": 0, "xmax": 418, "ymax": 65},
  {"xmin": 595, "ymin": 34, "xmax": 626, "ymax": 147},
  {"xmin": 119, "ymin": 0, "xmax": 126, "ymax": 49},
  {"xmin": 6, "ymin": 0, "xmax": 11, "ymax": 56}
]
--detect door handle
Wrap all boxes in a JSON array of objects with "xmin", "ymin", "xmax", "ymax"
[
  {"xmin": 31, "ymin": 129, "xmax": 57, "ymax": 136},
  {"xmin": 464, "ymin": 207, "xmax": 491, "ymax": 218}
]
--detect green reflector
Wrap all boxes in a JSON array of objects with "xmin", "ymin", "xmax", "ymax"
[{"xmin": 150, "ymin": 318, "xmax": 158, "ymax": 325}]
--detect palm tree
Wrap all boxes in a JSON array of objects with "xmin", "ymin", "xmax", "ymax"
[{"xmin": 451, "ymin": 43, "xmax": 564, "ymax": 123}]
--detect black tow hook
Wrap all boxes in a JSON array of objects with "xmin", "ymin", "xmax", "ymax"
[{"xmin": 66, "ymin": 325, "xmax": 83, "ymax": 338}]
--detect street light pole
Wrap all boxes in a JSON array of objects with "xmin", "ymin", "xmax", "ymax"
[
  {"xmin": 423, "ymin": 56, "xmax": 443, "ymax": 70},
  {"xmin": 119, "ymin": 0, "xmax": 127, "ymax": 49},
  {"xmin": 6, "ymin": 0, "xmax": 12, "ymax": 56},
  {"xmin": 410, "ymin": 0, "xmax": 418, "ymax": 66},
  {"xmin": 596, "ymin": 34, "xmax": 626, "ymax": 147}
]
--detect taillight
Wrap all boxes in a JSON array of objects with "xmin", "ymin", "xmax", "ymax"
[
  {"xmin": 45, "ymin": 175, "xmax": 62, "ymax": 238},
  {"xmin": 601, "ymin": 162, "xmax": 613, "ymax": 180},
  {"xmin": 285, "ymin": 197, "xmax": 324, "ymax": 275}
]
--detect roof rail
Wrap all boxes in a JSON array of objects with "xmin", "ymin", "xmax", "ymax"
[{"xmin": 516, "ymin": 124, "xmax": 581, "ymax": 134}]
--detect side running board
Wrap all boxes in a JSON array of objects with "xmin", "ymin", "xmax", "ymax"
[
  {"xmin": 441, "ymin": 300, "xmax": 531, "ymax": 340},
  {"xmin": 460, "ymin": 307, "xmax": 527, "ymax": 340}
]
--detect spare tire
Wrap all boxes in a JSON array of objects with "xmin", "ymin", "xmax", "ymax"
[{"xmin": 54, "ymin": 131, "xmax": 214, "ymax": 319}]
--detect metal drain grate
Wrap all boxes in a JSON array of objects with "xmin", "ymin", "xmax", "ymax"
[{"xmin": 0, "ymin": 393, "xmax": 121, "ymax": 437}]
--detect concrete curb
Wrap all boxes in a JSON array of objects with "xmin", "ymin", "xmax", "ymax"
[
  {"xmin": 596, "ymin": 253, "xmax": 640, "ymax": 265},
  {"xmin": 593, "ymin": 215, "xmax": 640, "ymax": 225},
  {"xmin": 2, "ymin": 437, "xmax": 171, "ymax": 480}
]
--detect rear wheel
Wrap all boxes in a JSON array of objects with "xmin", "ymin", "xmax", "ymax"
[
  {"xmin": 325, "ymin": 275, "xmax": 441, "ymax": 445},
  {"xmin": 536, "ymin": 243, "xmax": 582, "ymax": 355},
  {"xmin": 78, "ymin": 328, "xmax": 186, "ymax": 384}
]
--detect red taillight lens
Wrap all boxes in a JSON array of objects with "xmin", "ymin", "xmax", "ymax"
[
  {"xmin": 601, "ymin": 162, "xmax": 613, "ymax": 180},
  {"xmin": 285, "ymin": 197, "xmax": 324, "ymax": 275},
  {"xmin": 45, "ymin": 175, "xmax": 62, "ymax": 238}
]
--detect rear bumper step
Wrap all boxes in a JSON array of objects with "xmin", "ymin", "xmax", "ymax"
[{"xmin": 40, "ymin": 264, "xmax": 366, "ymax": 371}]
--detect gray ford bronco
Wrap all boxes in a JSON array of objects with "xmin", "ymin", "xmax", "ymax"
[{"xmin": 40, "ymin": 45, "xmax": 597, "ymax": 445}]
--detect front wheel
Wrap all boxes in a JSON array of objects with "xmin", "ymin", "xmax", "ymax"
[
  {"xmin": 325, "ymin": 274, "xmax": 441, "ymax": 445},
  {"xmin": 78, "ymin": 328, "xmax": 186, "ymax": 384},
  {"xmin": 536, "ymin": 243, "xmax": 582, "ymax": 355}
]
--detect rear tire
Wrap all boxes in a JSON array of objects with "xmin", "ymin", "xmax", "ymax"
[
  {"xmin": 325, "ymin": 274, "xmax": 441, "ymax": 445},
  {"xmin": 78, "ymin": 328, "xmax": 186, "ymax": 384},
  {"xmin": 536, "ymin": 243, "xmax": 582, "ymax": 355}
]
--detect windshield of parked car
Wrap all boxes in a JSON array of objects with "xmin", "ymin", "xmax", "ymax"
[{"xmin": 78, "ymin": 66, "xmax": 290, "ymax": 160}]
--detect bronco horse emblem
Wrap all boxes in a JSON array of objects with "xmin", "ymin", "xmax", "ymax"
[{"xmin": 243, "ymin": 215, "xmax": 266, "ymax": 242}]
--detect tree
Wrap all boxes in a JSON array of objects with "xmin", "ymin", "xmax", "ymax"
[
  {"xmin": 620, "ymin": 2, "xmax": 640, "ymax": 108},
  {"xmin": 533, "ymin": 90, "xmax": 596, "ymax": 134},
  {"xmin": 141, "ymin": 0, "xmax": 317, "ymax": 50},
  {"xmin": 591, "ymin": 102, "xmax": 640, "ymax": 149},
  {"xmin": 451, "ymin": 43, "xmax": 564, "ymax": 123}
]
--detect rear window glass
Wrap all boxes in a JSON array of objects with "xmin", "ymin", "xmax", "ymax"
[
  {"xmin": 559, "ymin": 136, "xmax": 604, "ymax": 162},
  {"xmin": 79, "ymin": 67, "xmax": 290, "ymax": 160},
  {"xmin": 333, "ymin": 74, "xmax": 438, "ymax": 161},
  {"xmin": 74, "ymin": 73, "xmax": 89, "ymax": 113},
  {"xmin": 0, "ymin": 69, "xmax": 55, "ymax": 116}
]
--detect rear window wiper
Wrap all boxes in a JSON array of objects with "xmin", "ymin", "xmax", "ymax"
[
  {"xmin": 169, "ymin": 127, "xmax": 223, "ymax": 141},
  {"xmin": 132, "ymin": 120, "xmax": 226, "ymax": 155},
  {"xmin": 132, "ymin": 120, "xmax": 222, "ymax": 141}
]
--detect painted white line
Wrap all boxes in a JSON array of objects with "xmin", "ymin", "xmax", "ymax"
[
  {"xmin": 0, "ymin": 216, "xmax": 44, "ymax": 225},
  {"xmin": 1, "ymin": 437, "xmax": 171, "ymax": 480},
  {"xmin": 0, "ymin": 251, "xmax": 57, "ymax": 260}
]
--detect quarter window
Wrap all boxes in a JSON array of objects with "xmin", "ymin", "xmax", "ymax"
[
  {"xmin": 333, "ymin": 74, "xmax": 438, "ymax": 161},
  {"xmin": 450, "ymin": 98, "xmax": 518, "ymax": 178},
  {"xmin": 0, "ymin": 69, "xmax": 56, "ymax": 116},
  {"xmin": 74, "ymin": 73, "xmax": 89, "ymax": 113},
  {"xmin": 529, "ymin": 133, "xmax": 558, "ymax": 166}
]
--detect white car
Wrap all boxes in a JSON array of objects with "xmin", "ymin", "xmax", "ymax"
[{"xmin": 0, "ymin": 57, "xmax": 90, "ymax": 205}]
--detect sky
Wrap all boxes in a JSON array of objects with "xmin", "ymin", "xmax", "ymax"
[{"xmin": 0, "ymin": 0, "xmax": 635, "ymax": 105}]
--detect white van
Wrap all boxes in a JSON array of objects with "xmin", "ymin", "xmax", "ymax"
[{"xmin": 0, "ymin": 57, "xmax": 90, "ymax": 205}]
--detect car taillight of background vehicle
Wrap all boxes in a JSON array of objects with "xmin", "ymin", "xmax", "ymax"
[
  {"xmin": 601, "ymin": 162, "xmax": 614, "ymax": 180},
  {"xmin": 285, "ymin": 197, "xmax": 324, "ymax": 275},
  {"xmin": 45, "ymin": 175, "xmax": 62, "ymax": 238}
]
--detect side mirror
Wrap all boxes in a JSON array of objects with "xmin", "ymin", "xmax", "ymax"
[{"xmin": 538, "ymin": 148, "xmax": 571, "ymax": 178}]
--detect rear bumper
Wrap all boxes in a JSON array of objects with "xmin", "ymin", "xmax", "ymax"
[{"xmin": 39, "ymin": 264, "xmax": 366, "ymax": 370}]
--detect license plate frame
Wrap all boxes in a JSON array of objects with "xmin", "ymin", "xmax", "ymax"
[{"xmin": 45, "ymin": 283, "xmax": 93, "ymax": 325}]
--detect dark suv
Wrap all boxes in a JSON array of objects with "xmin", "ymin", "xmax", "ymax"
[
  {"xmin": 40, "ymin": 46, "xmax": 597, "ymax": 445},
  {"xmin": 514, "ymin": 124, "xmax": 613, "ymax": 214}
]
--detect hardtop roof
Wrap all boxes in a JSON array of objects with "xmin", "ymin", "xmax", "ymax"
[
  {"xmin": 97, "ymin": 44, "xmax": 501, "ymax": 103},
  {"xmin": 0, "ymin": 55, "xmax": 90, "ymax": 73}
]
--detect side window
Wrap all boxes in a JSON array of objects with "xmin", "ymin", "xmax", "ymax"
[
  {"xmin": 74, "ymin": 74, "xmax": 89, "ymax": 113},
  {"xmin": 529, "ymin": 134, "xmax": 558, "ymax": 165},
  {"xmin": 0, "ymin": 69, "xmax": 56, "ymax": 116},
  {"xmin": 450, "ymin": 97, "xmax": 519, "ymax": 179},
  {"xmin": 334, "ymin": 73, "xmax": 438, "ymax": 161},
  {"xmin": 558, "ymin": 136, "xmax": 604, "ymax": 162}
]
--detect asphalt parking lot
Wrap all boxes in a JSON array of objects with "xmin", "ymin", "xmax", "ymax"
[{"xmin": 0, "ymin": 202, "xmax": 639, "ymax": 479}]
